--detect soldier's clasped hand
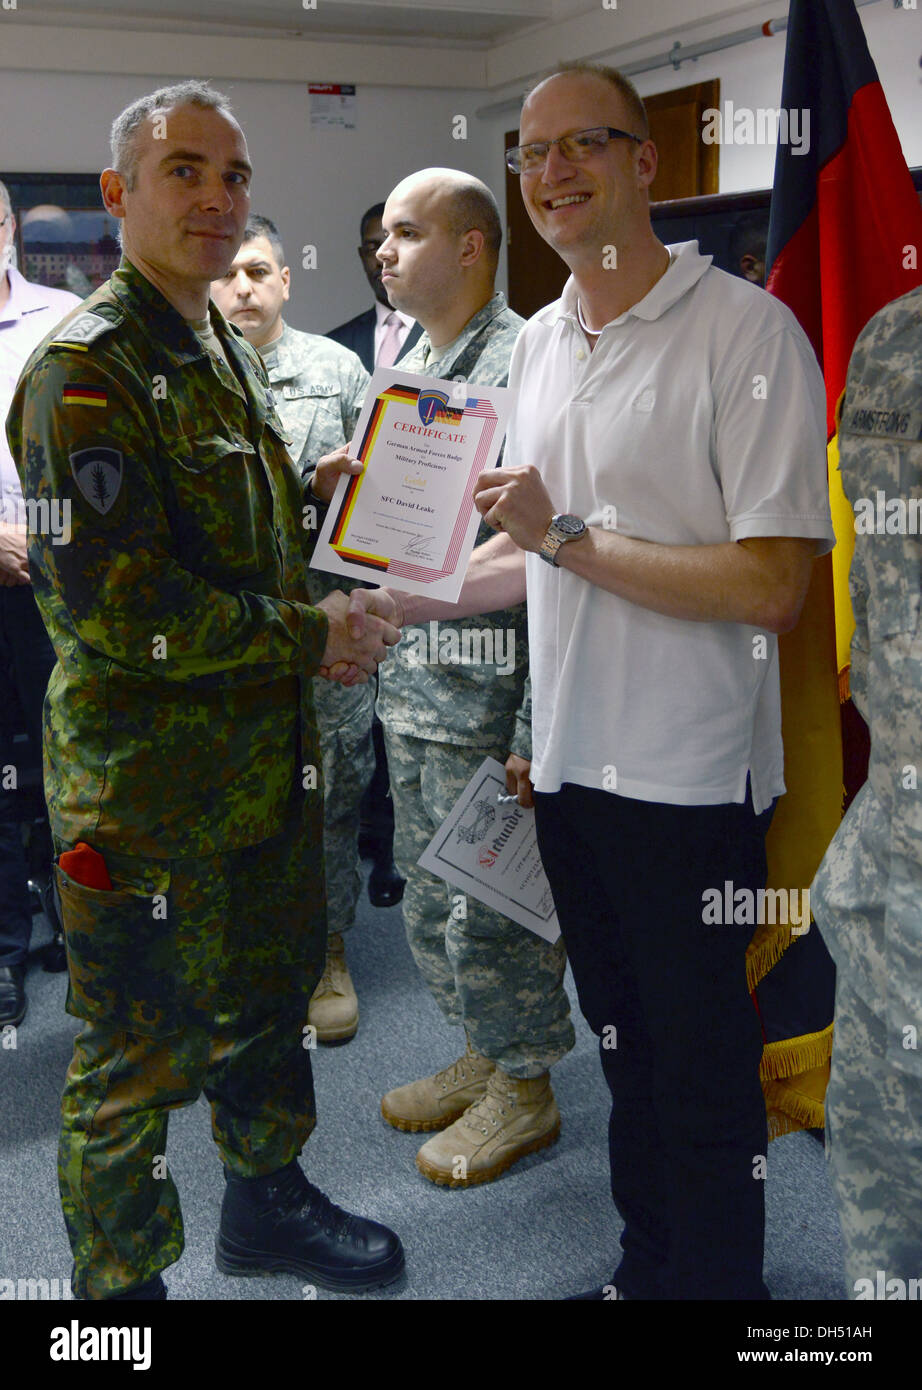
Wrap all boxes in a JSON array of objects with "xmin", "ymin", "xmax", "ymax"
[{"xmin": 317, "ymin": 588, "xmax": 402, "ymax": 685}]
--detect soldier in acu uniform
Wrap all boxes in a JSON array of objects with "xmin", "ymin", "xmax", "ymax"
[
  {"xmin": 6, "ymin": 81, "xmax": 403, "ymax": 1300},
  {"xmin": 315, "ymin": 169, "xmax": 574, "ymax": 1188},
  {"xmin": 812, "ymin": 286, "xmax": 922, "ymax": 1298},
  {"xmin": 212, "ymin": 214, "xmax": 374, "ymax": 1044}
]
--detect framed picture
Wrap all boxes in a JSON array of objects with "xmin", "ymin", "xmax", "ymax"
[{"xmin": 0, "ymin": 172, "xmax": 120, "ymax": 299}]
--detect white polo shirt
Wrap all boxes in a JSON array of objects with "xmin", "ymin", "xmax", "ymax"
[{"xmin": 508, "ymin": 240, "xmax": 835, "ymax": 815}]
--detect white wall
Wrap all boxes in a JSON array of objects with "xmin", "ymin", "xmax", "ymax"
[
  {"xmin": 2, "ymin": 0, "xmax": 918, "ymax": 325},
  {"xmin": 634, "ymin": 0, "xmax": 922, "ymax": 193},
  {"xmin": 477, "ymin": 0, "xmax": 922, "ymax": 212},
  {"xmin": 0, "ymin": 69, "xmax": 496, "ymax": 333}
]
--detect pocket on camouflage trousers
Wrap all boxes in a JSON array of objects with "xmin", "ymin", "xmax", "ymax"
[{"xmin": 54, "ymin": 862, "xmax": 180, "ymax": 1036}]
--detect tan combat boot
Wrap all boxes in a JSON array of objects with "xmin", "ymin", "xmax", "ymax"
[
  {"xmin": 381, "ymin": 1037, "xmax": 495, "ymax": 1132},
  {"xmin": 415, "ymin": 1069, "xmax": 560, "ymax": 1186},
  {"xmin": 308, "ymin": 933, "xmax": 358, "ymax": 1043}
]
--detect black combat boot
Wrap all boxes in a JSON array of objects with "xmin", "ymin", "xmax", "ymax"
[{"xmin": 216, "ymin": 1161, "xmax": 404, "ymax": 1292}]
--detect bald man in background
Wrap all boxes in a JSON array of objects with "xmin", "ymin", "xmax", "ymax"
[{"xmin": 315, "ymin": 169, "xmax": 574, "ymax": 1190}]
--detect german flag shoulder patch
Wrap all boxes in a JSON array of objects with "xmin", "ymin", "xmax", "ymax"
[{"xmin": 63, "ymin": 384, "xmax": 108, "ymax": 408}]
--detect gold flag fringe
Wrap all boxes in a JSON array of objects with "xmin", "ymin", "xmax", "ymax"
[
  {"xmin": 764, "ymin": 1061, "xmax": 831, "ymax": 1140},
  {"xmin": 760, "ymin": 1023, "xmax": 833, "ymax": 1082},
  {"xmin": 746, "ymin": 919, "xmax": 797, "ymax": 992}
]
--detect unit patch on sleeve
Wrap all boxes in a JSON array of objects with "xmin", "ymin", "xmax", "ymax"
[{"xmin": 69, "ymin": 447, "xmax": 124, "ymax": 514}]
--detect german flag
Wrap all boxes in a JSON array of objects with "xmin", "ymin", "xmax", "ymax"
[
  {"xmin": 749, "ymin": 0, "xmax": 922, "ymax": 1137},
  {"xmin": 63, "ymin": 384, "xmax": 108, "ymax": 409}
]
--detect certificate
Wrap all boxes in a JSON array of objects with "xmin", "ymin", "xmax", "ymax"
[
  {"xmin": 310, "ymin": 367, "xmax": 511, "ymax": 603},
  {"xmin": 417, "ymin": 758, "xmax": 560, "ymax": 944}
]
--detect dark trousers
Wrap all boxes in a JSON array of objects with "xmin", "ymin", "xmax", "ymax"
[
  {"xmin": 534, "ymin": 782, "xmax": 774, "ymax": 1300},
  {"xmin": 0, "ymin": 585, "xmax": 56, "ymax": 966}
]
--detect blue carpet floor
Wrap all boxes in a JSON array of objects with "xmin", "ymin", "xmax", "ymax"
[{"xmin": 0, "ymin": 865, "xmax": 847, "ymax": 1303}]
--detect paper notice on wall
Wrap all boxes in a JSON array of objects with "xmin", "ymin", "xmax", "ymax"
[{"xmin": 309, "ymin": 84, "xmax": 356, "ymax": 129}]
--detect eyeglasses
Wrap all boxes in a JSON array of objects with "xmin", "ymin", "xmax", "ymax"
[{"xmin": 505, "ymin": 126, "xmax": 644, "ymax": 176}]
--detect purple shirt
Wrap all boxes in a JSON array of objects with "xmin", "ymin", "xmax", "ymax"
[{"xmin": 1, "ymin": 266, "xmax": 81, "ymax": 521}]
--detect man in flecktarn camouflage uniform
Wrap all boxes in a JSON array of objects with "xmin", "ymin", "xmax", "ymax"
[
  {"xmin": 6, "ymin": 80, "xmax": 403, "ymax": 1300},
  {"xmin": 316, "ymin": 168, "xmax": 574, "ymax": 1188},
  {"xmin": 212, "ymin": 213, "xmax": 373, "ymax": 1044},
  {"xmin": 812, "ymin": 286, "xmax": 922, "ymax": 1300}
]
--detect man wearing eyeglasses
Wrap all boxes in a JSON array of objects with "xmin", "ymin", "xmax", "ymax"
[
  {"xmin": 380, "ymin": 63, "xmax": 834, "ymax": 1298},
  {"xmin": 0, "ymin": 182, "xmax": 80, "ymax": 1028}
]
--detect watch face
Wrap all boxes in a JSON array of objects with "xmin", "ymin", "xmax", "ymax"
[{"xmin": 554, "ymin": 514, "xmax": 585, "ymax": 535}]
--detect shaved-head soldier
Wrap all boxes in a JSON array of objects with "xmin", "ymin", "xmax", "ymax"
[{"xmin": 315, "ymin": 166, "xmax": 574, "ymax": 1189}]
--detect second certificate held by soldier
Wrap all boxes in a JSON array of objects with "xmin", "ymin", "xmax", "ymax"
[{"xmin": 311, "ymin": 366, "xmax": 511, "ymax": 602}]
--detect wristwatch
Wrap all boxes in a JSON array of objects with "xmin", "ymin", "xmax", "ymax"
[{"xmin": 539, "ymin": 513, "xmax": 588, "ymax": 566}]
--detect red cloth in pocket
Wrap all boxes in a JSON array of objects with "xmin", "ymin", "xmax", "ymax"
[{"xmin": 59, "ymin": 841, "xmax": 113, "ymax": 891}]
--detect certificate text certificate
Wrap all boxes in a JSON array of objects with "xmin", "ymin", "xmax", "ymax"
[{"xmin": 310, "ymin": 368, "xmax": 511, "ymax": 603}]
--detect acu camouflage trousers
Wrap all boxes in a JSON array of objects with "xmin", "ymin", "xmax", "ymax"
[
  {"xmin": 55, "ymin": 793, "xmax": 325, "ymax": 1300},
  {"xmin": 825, "ymin": 975, "xmax": 922, "ymax": 1297},
  {"xmin": 314, "ymin": 678, "xmax": 376, "ymax": 936},
  {"xmin": 383, "ymin": 729, "xmax": 574, "ymax": 1078}
]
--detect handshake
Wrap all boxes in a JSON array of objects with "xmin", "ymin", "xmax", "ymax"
[
  {"xmin": 311, "ymin": 445, "xmax": 407, "ymax": 686},
  {"xmin": 316, "ymin": 587, "xmax": 406, "ymax": 687}
]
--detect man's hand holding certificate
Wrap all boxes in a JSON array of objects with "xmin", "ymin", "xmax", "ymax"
[{"xmin": 310, "ymin": 367, "xmax": 512, "ymax": 604}]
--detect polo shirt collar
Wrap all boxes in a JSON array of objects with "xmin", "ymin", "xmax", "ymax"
[{"xmin": 557, "ymin": 240, "xmax": 711, "ymax": 329}]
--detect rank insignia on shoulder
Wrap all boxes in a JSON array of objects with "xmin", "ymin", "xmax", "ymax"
[
  {"xmin": 63, "ymin": 384, "xmax": 108, "ymax": 409},
  {"xmin": 49, "ymin": 312, "xmax": 118, "ymax": 352},
  {"xmin": 70, "ymin": 447, "xmax": 123, "ymax": 515}
]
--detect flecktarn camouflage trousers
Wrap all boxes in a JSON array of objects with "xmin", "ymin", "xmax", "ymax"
[{"xmin": 55, "ymin": 796, "xmax": 325, "ymax": 1299}]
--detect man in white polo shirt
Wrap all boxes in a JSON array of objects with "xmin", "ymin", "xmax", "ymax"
[{"xmin": 374, "ymin": 62, "xmax": 834, "ymax": 1300}]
